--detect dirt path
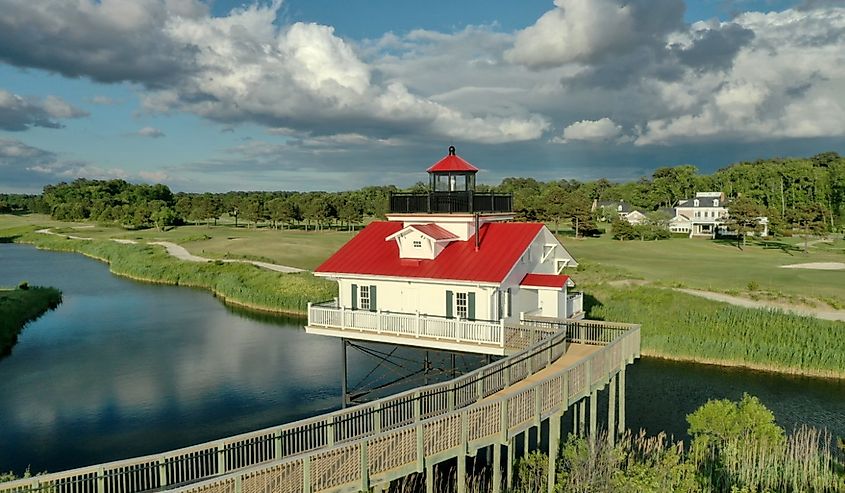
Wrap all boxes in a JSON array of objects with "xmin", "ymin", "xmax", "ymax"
[
  {"xmin": 148, "ymin": 241, "xmax": 304, "ymax": 273},
  {"xmin": 35, "ymin": 228, "xmax": 93, "ymax": 241},
  {"xmin": 780, "ymin": 262, "xmax": 845, "ymax": 270},
  {"xmin": 607, "ymin": 278, "xmax": 845, "ymax": 322},
  {"xmin": 674, "ymin": 288, "xmax": 845, "ymax": 322},
  {"xmin": 35, "ymin": 229, "xmax": 304, "ymax": 273}
]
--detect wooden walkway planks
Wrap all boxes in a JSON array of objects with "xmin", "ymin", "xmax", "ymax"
[{"xmin": 484, "ymin": 343, "xmax": 602, "ymax": 401}]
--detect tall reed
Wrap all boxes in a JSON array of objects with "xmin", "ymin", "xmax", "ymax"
[{"xmin": 589, "ymin": 286, "xmax": 845, "ymax": 377}]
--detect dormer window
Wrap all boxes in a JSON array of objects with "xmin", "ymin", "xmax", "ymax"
[
  {"xmin": 413, "ymin": 240, "xmax": 422, "ymax": 248},
  {"xmin": 713, "ymin": 199, "xmax": 719, "ymax": 207},
  {"xmin": 694, "ymin": 199, "xmax": 699, "ymax": 207}
]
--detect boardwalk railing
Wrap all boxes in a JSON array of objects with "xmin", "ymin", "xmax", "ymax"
[
  {"xmin": 0, "ymin": 319, "xmax": 639, "ymax": 493},
  {"xmin": 308, "ymin": 301, "xmax": 506, "ymax": 348}
]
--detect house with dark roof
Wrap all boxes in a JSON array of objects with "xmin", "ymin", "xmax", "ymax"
[
  {"xmin": 594, "ymin": 199, "xmax": 647, "ymax": 225},
  {"xmin": 307, "ymin": 147, "xmax": 582, "ymax": 355}
]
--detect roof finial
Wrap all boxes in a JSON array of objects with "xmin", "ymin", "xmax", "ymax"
[{"xmin": 448, "ymin": 145, "xmax": 456, "ymax": 156}]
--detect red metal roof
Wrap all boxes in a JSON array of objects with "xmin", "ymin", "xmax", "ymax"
[
  {"xmin": 520, "ymin": 273, "xmax": 572, "ymax": 289},
  {"xmin": 315, "ymin": 221, "xmax": 544, "ymax": 283},
  {"xmin": 426, "ymin": 154, "xmax": 479, "ymax": 173},
  {"xmin": 409, "ymin": 224, "xmax": 458, "ymax": 240}
]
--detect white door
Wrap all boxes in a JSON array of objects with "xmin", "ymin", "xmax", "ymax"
[{"xmin": 400, "ymin": 286, "xmax": 417, "ymax": 314}]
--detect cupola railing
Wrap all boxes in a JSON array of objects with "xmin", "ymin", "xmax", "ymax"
[{"xmin": 389, "ymin": 191, "xmax": 512, "ymax": 214}]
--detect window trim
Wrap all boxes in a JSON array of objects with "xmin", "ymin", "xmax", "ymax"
[
  {"xmin": 359, "ymin": 285, "xmax": 370, "ymax": 311},
  {"xmin": 455, "ymin": 292, "xmax": 468, "ymax": 319}
]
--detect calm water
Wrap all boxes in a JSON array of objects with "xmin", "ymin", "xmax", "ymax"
[{"xmin": 1, "ymin": 243, "xmax": 843, "ymax": 474}]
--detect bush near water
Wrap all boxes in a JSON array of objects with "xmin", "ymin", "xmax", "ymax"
[
  {"xmin": 588, "ymin": 286, "xmax": 845, "ymax": 378},
  {"xmin": 19, "ymin": 232, "xmax": 336, "ymax": 316},
  {"xmin": 508, "ymin": 395, "xmax": 844, "ymax": 493}
]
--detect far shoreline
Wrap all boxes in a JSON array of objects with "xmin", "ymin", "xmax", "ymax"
[{"xmin": 6, "ymin": 235, "xmax": 844, "ymax": 381}]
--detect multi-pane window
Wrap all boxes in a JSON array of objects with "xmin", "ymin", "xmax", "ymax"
[
  {"xmin": 456, "ymin": 292, "xmax": 468, "ymax": 319},
  {"xmin": 359, "ymin": 285, "xmax": 370, "ymax": 311},
  {"xmin": 413, "ymin": 240, "xmax": 422, "ymax": 248}
]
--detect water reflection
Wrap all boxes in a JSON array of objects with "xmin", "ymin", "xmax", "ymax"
[{"xmin": 1, "ymin": 243, "xmax": 843, "ymax": 477}]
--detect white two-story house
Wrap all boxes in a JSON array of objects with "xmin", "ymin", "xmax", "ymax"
[
  {"xmin": 670, "ymin": 192, "xmax": 729, "ymax": 237},
  {"xmin": 306, "ymin": 147, "xmax": 582, "ymax": 355}
]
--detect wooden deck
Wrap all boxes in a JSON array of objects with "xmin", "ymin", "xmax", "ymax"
[{"xmin": 485, "ymin": 343, "xmax": 602, "ymax": 401}]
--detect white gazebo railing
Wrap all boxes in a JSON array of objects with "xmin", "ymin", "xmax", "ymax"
[{"xmin": 308, "ymin": 301, "xmax": 505, "ymax": 347}]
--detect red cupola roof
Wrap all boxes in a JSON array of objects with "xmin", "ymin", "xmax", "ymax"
[{"xmin": 426, "ymin": 146, "xmax": 479, "ymax": 173}]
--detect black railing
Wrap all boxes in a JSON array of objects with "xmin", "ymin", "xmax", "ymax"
[{"xmin": 389, "ymin": 191, "xmax": 513, "ymax": 214}]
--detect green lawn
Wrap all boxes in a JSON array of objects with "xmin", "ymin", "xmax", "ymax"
[
  {"xmin": 4, "ymin": 214, "xmax": 844, "ymax": 305},
  {"xmin": 0, "ymin": 214, "xmax": 355, "ymax": 270},
  {"xmin": 4, "ymin": 214, "xmax": 844, "ymax": 377},
  {"xmin": 561, "ymin": 232, "xmax": 845, "ymax": 307}
]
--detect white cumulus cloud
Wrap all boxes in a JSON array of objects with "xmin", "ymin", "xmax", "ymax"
[
  {"xmin": 136, "ymin": 127, "xmax": 165, "ymax": 138},
  {"xmin": 553, "ymin": 118, "xmax": 625, "ymax": 143}
]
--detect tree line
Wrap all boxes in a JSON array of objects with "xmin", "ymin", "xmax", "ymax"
[{"xmin": 2, "ymin": 152, "xmax": 843, "ymax": 235}]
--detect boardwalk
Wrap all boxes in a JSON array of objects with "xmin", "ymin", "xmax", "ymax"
[
  {"xmin": 485, "ymin": 343, "xmax": 602, "ymax": 400},
  {"xmin": 0, "ymin": 319, "xmax": 639, "ymax": 493}
]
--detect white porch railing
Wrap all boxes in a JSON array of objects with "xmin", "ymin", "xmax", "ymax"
[{"xmin": 308, "ymin": 301, "xmax": 505, "ymax": 347}]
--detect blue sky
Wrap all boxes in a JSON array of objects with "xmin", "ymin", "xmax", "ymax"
[{"xmin": 0, "ymin": 0, "xmax": 843, "ymax": 193}]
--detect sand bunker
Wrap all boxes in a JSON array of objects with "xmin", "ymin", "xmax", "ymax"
[{"xmin": 780, "ymin": 262, "xmax": 845, "ymax": 270}]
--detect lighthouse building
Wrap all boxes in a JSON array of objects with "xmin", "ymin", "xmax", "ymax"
[{"xmin": 307, "ymin": 147, "xmax": 583, "ymax": 356}]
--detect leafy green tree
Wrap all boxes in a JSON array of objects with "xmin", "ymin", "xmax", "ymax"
[
  {"xmin": 152, "ymin": 206, "xmax": 178, "ymax": 231},
  {"xmin": 611, "ymin": 216, "xmax": 637, "ymax": 241},
  {"xmin": 240, "ymin": 198, "xmax": 264, "ymax": 228},
  {"xmin": 302, "ymin": 194, "xmax": 333, "ymax": 231},
  {"xmin": 543, "ymin": 183, "xmax": 569, "ymax": 233},
  {"xmin": 562, "ymin": 190, "xmax": 596, "ymax": 237},
  {"xmin": 337, "ymin": 195, "xmax": 364, "ymax": 231},
  {"xmin": 787, "ymin": 203, "xmax": 827, "ymax": 252},
  {"xmin": 175, "ymin": 195, "xmax": 194, "ymax": 223},
  {"xmin": 724, "ymin": 197, "xmax": 765, "ymax": 247},
  {"xmin": 687, "ymin": 393, "xmax": 785, "ymax": 490}
]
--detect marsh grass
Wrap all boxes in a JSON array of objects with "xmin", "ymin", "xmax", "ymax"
[
  {"xmin": 18, "ymin": 232, "xmax": 335, "ymax": 316},
  {"xmin": 588, "ymin": 286, "xmax": 845, "ymax": 378}
]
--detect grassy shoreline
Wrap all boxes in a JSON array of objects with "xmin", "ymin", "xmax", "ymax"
[
  {"xmin": 0, "ymin": 285, "xmax": 62, "ymax": 354},
  {"xmin": 5, "ymin": 220, "xmax": 844, "ymax": 380},
  {"xmin": 13, "ymin": 231, "xmax": 336, "ymax": 317},
  {"xmin": 640, "ymin": 351, "xmax": 844, "ymax": 380}
]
